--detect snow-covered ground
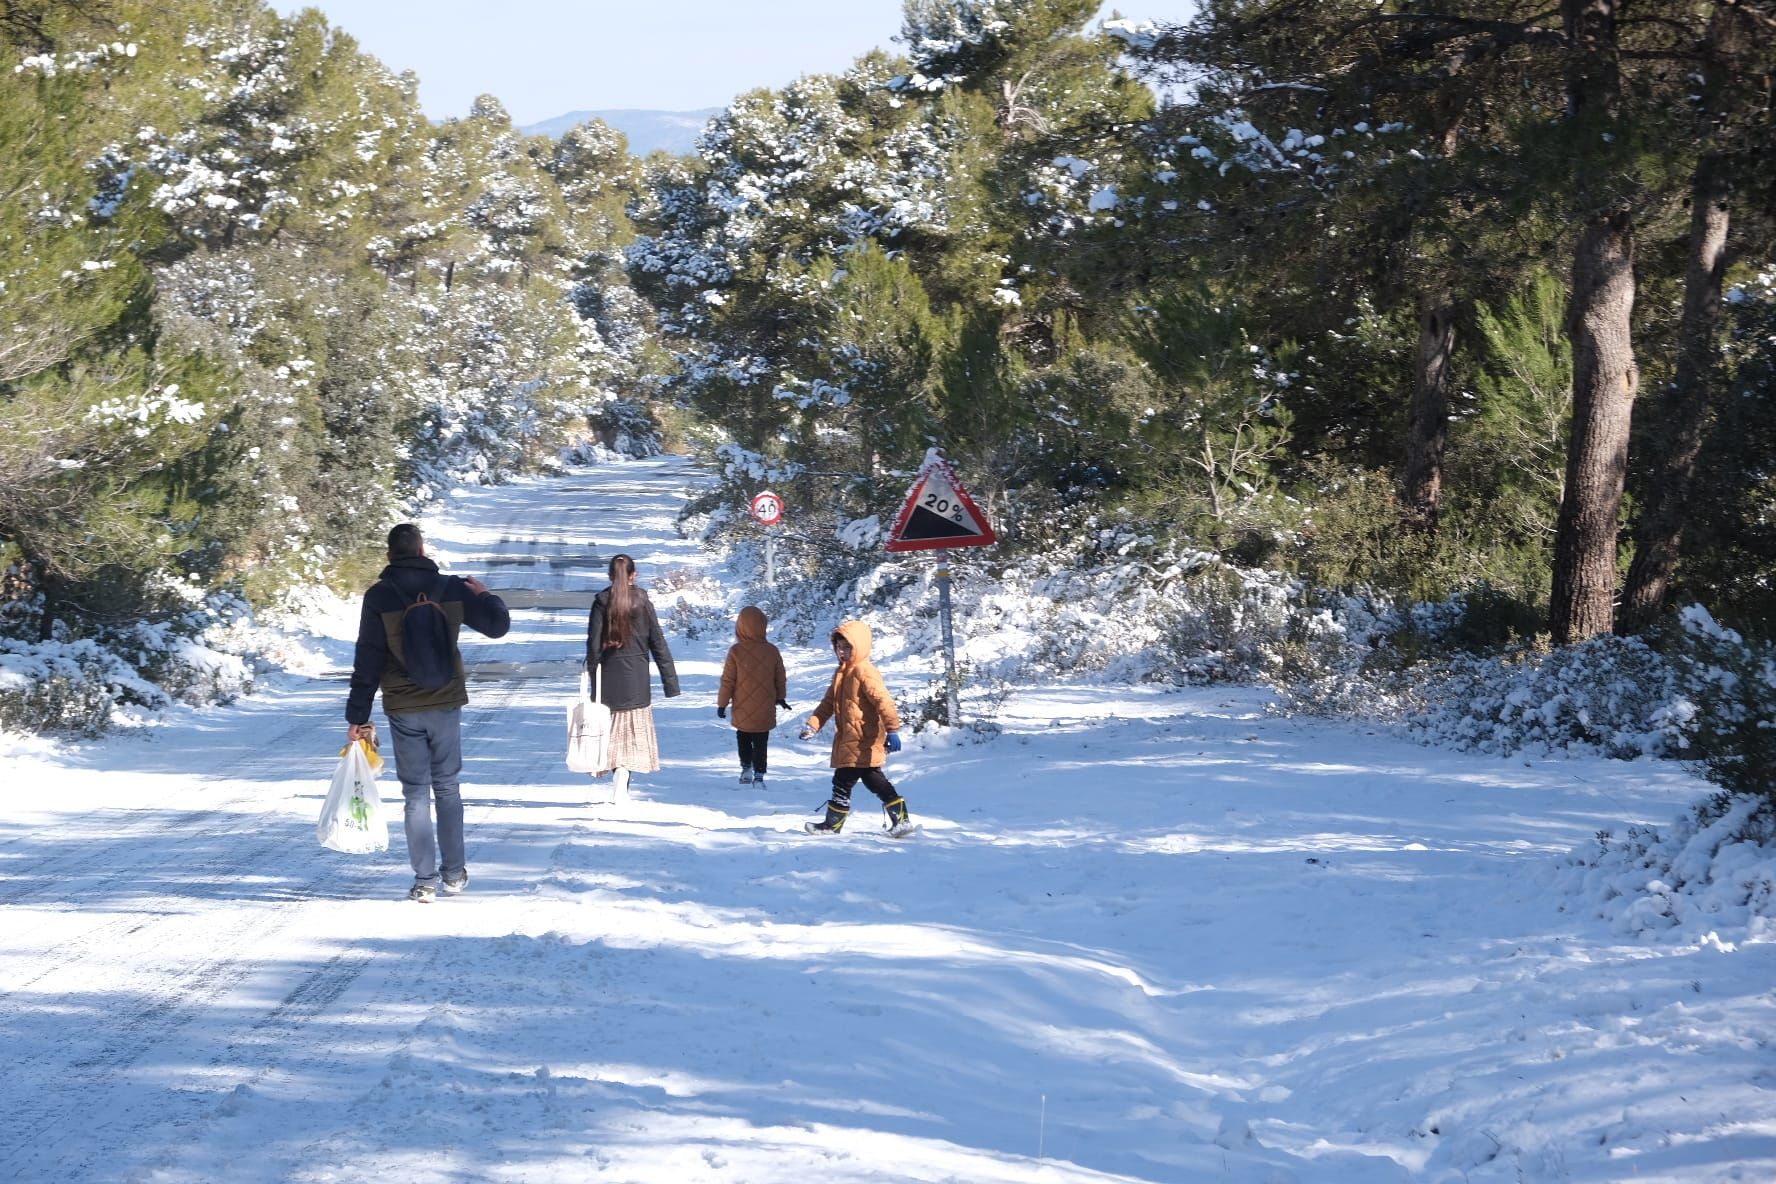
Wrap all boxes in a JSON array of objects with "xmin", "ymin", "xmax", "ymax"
[{"xmin": 3, "ymin": 456, "xmax": 1773, "ymax": 1183}]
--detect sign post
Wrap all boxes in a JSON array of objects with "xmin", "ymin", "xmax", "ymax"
[
  {"xmin": 750, "ymin": 490, "xmax": 783, "ymax": 587},
  {"xmin": 884, "ymin": 449, "xmax": 996, "ymax": 726},
  {"xmin": 935, "ymin": 553, "xmax": 958, "ymax": 727}
]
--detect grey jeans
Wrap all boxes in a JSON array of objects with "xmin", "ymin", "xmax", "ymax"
[{"xmin": 387, "ymin": 707, "xmax": 465, "ymax": 884}]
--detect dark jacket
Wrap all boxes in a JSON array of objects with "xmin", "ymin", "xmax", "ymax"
[
  {"xmin": 586, "ymin": 585, "xmax": 680, "ymax": 711},
  {"xmin": 346, "ymin": 556, "xmax": 511, "ymax": 724}
]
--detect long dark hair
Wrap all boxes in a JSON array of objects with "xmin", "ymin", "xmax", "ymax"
[{"xmin": 605, "ymin": 554, "xmax": 637, "ymax": 649}]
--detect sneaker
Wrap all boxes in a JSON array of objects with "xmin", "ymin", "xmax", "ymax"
[
  {"xmin": 408, "ymin": 881, "xmax": 437, "ymax": 903},
  {"xmin": 739, "ymin": 768, "xmax": 754, "ymax": 784},
  {"xmin": 441, "ymin": 871, "xmax": 469, "ymax": 895}
]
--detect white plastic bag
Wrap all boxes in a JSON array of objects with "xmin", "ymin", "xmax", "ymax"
[
  {"xmin": 318, "ymin": 738, "xmax": 388, "ymax": 854},
  {"xmin": 567, "ymin": 665, "xmax": 612, "ymax": 774}
]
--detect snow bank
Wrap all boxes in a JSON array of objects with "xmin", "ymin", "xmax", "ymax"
[
  {"xmin": 1554, "ymin": 795, "xmax": 1776, "ymax": 945},
  {"xmin": 0, "ymin": 591, "xmax": 269, "ymax": 735}
]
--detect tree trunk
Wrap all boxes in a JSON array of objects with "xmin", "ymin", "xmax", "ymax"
[
  {"xmin": 1617, "ymin": 153, "xmax": 1731, "ymax": 634},
  {"xmin": 1404, "ymin": 286, "xmax": 1457, "ymax": 530},
  {"xmin": 1616, "ymin": 0, "xmax": 1751, "ymax": 635},
  {"xmin": 1549, "ymin": 0, "xmax": 1636, "ymax": 644},
  {"xmin": 1549, "ymin": 211, "xmax": 1637, "ymax": 643},
  {"xmin": 37, "ymin": 568, "xmax": 59, "ymax": 643},
  {"xmin": 1562, "ymin": 0, "xmax": 1620, "ymax": 117}
]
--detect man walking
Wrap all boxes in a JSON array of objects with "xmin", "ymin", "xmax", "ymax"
[{"xmin": 346, "ymin": 523, "xmax": 511, "ymax": 902}]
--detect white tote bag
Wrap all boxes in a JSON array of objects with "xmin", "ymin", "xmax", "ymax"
[
  {"xmin": 318, "ymin": 738, "xmax": 389, "ymax": 854},
  {"xmin": 567, "ymin": 664, "xmax": 613, "ymax": 774}
]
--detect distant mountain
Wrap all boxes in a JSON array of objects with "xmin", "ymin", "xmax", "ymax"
[{"xmin": 521, "ymin": 108, "xmax": 720, "ymax": 156}]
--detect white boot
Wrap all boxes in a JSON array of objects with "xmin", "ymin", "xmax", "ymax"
[{"xmin": 613, "ymin": 767, "xmax": 631, "ymax": 802}]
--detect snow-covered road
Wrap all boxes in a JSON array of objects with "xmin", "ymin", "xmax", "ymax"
[{"xmin": 3, "ymin": 457, "xmax": 1772, "ymax": 1183}]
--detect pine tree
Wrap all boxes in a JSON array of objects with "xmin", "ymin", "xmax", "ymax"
[{"xmin": 1618, "ymin": 0, "xmax": 1776, "ymax": 633}]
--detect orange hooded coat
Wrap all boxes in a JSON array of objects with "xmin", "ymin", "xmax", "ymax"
[
  {"xmin": 717, "ymin": 606, "xmax": 787, "ymax": 733},
  {"xmin": 806, "ymin": 620, "xmax": 901, "ymax": 769}
]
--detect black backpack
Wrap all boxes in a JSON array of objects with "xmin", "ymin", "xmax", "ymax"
[{"xmin": 384, "ymin": 576, "xmax": 457, "ymax": 691}]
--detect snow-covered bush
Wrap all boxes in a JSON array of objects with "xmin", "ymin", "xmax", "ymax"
[
  {"xmin": 0, "ymin": 584, "xmax": 261, "ymax": 735},
  {"xmin": 1557, "ymin": 595, "xmax": 1776, "ymax": 936},
  {"xmin": 1553, "ymin": 794, "xmax": 1776, "ymax": 944},
  {"xmin": 1279, "ymin": 595, "xmax": 1700, "ymax": 761},
  {"xmin": 1668, "ymin": 605, "xmax": 1776, "ymax": 804},
  {"xmin": 560, "ymin": 396, "xmax": 664, "ymax": 462},
  {"xmin": 0, "ymin": 637, "xmax": 158, "ymax": 735},
  {"xmin": 1390, "ymin": 635, "xmax": 1687, "ymax": 759},
  {"xmin": 694, "ymin": 480, "xmax": 1424, "ymax": 713},
  {"xmin": 688, "ymin": 449, "xmax": 1757, "ymax": 783}
]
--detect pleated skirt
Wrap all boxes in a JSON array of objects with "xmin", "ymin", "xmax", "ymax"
[{"xmin": 601, "ymin": 705, "xmax": 660, "ymax": 774}]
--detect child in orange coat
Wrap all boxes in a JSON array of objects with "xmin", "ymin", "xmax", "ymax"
[
  {"xmin": 800, "ymin": 619, "xmax": 913, "ymax": 835},
  {"xmin": 716, "ymin": 605, "xmax": 788, "ymax": 785}
]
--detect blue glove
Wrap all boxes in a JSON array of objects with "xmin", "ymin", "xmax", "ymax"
[
  {"xmin": 885, "ymin": 732, "xmax": 901, "ymax": 754},
  {"xmin": 716, "ymin": 705, "xmax": 726, "ymax": 719}
]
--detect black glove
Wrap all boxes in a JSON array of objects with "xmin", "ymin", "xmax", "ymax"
[
  {"xmin": 716, "ymin": 705, "xmax": 726, "ymax": 719},
  {"xmin": 776, "ymin": 699, "xmax": 791, "ymax": 710}
]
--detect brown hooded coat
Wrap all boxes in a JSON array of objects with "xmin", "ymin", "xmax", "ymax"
[
  {"xmin": 806, "ymin": 620, "xmax": 901, "ymax": 769},
  {"xmin": 717, "ymin": 606, "xmax": 787, "ymax": 733}
]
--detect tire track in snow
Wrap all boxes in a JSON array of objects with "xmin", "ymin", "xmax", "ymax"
[
  {"xmin": 0, "ymin": 712, "xmax": 327, "ymax": 900},
  {"xmin": 0, "ymin": 471, "xmax": 631, "ymax": 1182},
  {"xmin": 0, "ymin": 684, "xmax": 523, "ymax": 992}
]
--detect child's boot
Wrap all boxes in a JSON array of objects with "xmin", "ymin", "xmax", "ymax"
[
  {"xmin": 739, "ymin": 766, "xmax": 754, "ymax": 784},
  {"xmin": 884, "ymin": 797, "xmax": 915, "ymax": 837},
  {"xmin": 803, "ymin": 800, "xmax": 849, "ymax": 834}
]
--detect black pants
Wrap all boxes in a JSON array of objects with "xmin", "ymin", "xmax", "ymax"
[
  {"xmin": 736, "ymin": 730, "xmax": 770, "ymax": 776},
  {"xmin": 829, "ymin": 766, "xmax": 897, "ymax": 808}
]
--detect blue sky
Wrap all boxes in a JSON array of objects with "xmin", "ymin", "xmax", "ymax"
[{"xmin": 269, "ymin": 1, "xmax": 1196, "ymax": 126}]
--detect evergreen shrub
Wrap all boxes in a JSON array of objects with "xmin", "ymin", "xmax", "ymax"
[
  {"xmin": 1670, "ymin": 606, "xmax": 1776, "ymax": 807},
  {"xmin": 0, "ymin": 633, "xmax": 178, "ymax": 735},
  {"xmin": 0, "ymin": 573, "xmax": 257, "ymax": 734}
]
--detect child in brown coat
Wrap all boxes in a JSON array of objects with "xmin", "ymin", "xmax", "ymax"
[
  {"xmin": 716, "ymin": 605, "xmax": 789, "ymax": 785},
  {"xmin": 800, "ymin": 620, "xmax": 913, "ymax": 835}
]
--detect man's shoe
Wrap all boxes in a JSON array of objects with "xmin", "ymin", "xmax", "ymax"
[
  {"xmin": 441, "ymin": 871, "xmax": 469, "ymax": 895},
  {"xmin": 408, "ymin": 881, "xmax": 437, "ymax": 903}
]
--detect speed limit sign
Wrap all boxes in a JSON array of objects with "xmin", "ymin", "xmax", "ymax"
[{"xmin": 749, "ymin": 490, "xmax": 783, "ymax": 526}]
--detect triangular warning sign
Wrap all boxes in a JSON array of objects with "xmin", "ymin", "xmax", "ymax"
[{"xmin": 886, "ymin": 452, "xmax": 996, "ymax": 553}]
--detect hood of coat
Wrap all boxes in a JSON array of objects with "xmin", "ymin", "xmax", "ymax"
[
  {"xmin": 376, "ymin": 554, "xmax": 446, "ymax": 597},
  {"xmin": 736, "ymin": 605, "xmax": 768, "ymax": 643},
  {"xmin": 831, "ymin": 619, "xmax": 872, "ymax": 665}
]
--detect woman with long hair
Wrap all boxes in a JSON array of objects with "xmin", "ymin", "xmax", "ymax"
[{"xmin": 584, "ymin": 553, "xmax": 680, "ymax": 800}]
